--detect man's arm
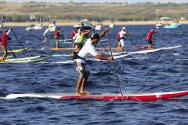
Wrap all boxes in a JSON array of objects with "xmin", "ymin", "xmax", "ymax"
[
  {"xmin": 99, "ymin": 27, "xmax": 109, "ymax": 38},
  {"xmin": 6, "ymin": 27, "xmax": 12, "ymax": 35},
  {"xmin": 95, "ymin": 54, "xmax": 113, "ymax": 61},
  {"xmin": 83, "ymin": 28, "xmax": 94, "ymax": 36}
]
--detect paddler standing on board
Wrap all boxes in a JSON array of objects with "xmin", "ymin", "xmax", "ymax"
[
  {"xmin": 73, "ymin": 27, "xmax": 93, "ymax": 52},
  {"xmin": 73, "ymin": 28, "xmax": 114, "ymax": 96},
  {"xmin": 116, "ymin": 26, "xmax": 132, "ymax": 52},
  {"xmin": 0, "ymin": 27, "xmax": 12, "ymax": 62},
  {"xmin": 71, "ymin": 27, "xmax": 79, "ymax": 47},
  {"xmin": 54, "ymin": 28, "xmax": 62, "ymax": 48},
  {"xmin": 146, "ymin": 29, "xmax": 157, "ymax": 49},
  {"xmin": 43, "ymin": 28, "xmax": 50, "ymax": 42},
  {"xmin": 71, "ymin": 27, "xmax": 78, "ymax": 40}
]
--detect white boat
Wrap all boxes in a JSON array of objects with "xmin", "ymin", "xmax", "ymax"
[
  {"xmin": 74, "ymin": 19, "xmax": 94, "ymax": 30},
  {"xmin": 0, "ymin": 24, "xmax": 4, "ymax": 29},
  {"xmin": 156, "ymin": 23, "xmax": 163, "ymax": 28},
  {"xmin": 33, "ymin": 23, "xmax": 43, "ymax": 30},
  {"xmin": 164, "ymin": 23, "xmax": 181, "ymax": 29},
  {"xmin": 109, "ymin": 22, "xmax": 115, "ymax": 28},
  {"xmin": 26, "ymin": 24, "xmax": 35, "ymax": 31},
  {"xmin": 26, "ymin": 24, "xmax": 43, "ymax": 31},
  {"xmin": 95, "ymin": 23, "xmax": 102, "ymax": 30},
  {"xmin": 157, "ymin": 17, "xmax": 181, "ymax": 29}
]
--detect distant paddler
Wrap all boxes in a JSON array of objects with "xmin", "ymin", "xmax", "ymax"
[
  {"xmin": 71, "ymin": 27, "xmax": 79, "ymax": 47},
  {"xmin": 43, "ymin": 28, "xmax": 50, "ymax": 42},
  {"xmin": 54, "ymin": 28, "xmax": 64, "ymax": 48},
  {"xmin": 73, "ymin": 28, "xmax": 113, "ymax": 96},
  {"xmin": 73, "ymin": 27, "xmax": 93, "ymax": 52},
  {"xmin": 146, "ymin": 29, "xmax": 157, "ymax": 49},
  {"xmin": 116, "ymin": 26, "xmax": 132, "ymax": 52},
  {"xmin": 0, "ymin": 27, "xmax": 12, "ymax": 62},
  {"xmin": 71, "ymin": 27, "xmax": 79, "ymax": 40}
]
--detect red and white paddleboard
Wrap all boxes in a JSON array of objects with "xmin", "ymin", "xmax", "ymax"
[
  {"xmin": 4, "ymin": 90, "xmax": 188, "ymax": 101},
  {"xmin": 135, "ymin": 45, "xmax": 148, "ymax": 49},
  {"xmin": 60, "ymin": 90, "xmax": 188, "ymax": 101}
]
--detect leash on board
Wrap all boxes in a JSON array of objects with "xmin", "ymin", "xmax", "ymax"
[
  {"xmin": 107, "ymin": 31, "xmax": 124, "ymax": 99},
  {"xmin": 11, "ymin": 28, "xmax": 31, "ymax": 57}
]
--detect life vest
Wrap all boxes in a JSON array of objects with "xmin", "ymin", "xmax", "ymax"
[{"xmin": 116, "ymin": 31, "xmax": 120, "ymax": 41}]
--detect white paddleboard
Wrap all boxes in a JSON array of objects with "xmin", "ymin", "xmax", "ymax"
[{"xmin": 1, "ymin": 56, "xmax": 50, "ymax": 63}]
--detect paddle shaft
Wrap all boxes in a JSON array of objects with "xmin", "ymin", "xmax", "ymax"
[
  {"xmin": 153, "ymin": 30, "xmax": 158, "ymax": 46},
  {"xmin": 107, "ymin": 31, "xmax": 124, "ymax": 98},
  {"xmin": 99, "ymin": 41, "xmax": 111, "ymax": 56},
  {"xmin": 7, "ymin": 42, "xmax": 16, "ymax": 58},
  {"xmin": 11, "ymin": 28, "xmax": 31, "ymax": 57}
]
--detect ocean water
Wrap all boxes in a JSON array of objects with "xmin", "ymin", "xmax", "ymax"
[{"xmin": 0, "ymin": 25, "xmax": 188, "ymax": 125}]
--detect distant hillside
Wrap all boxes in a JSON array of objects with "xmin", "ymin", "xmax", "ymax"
[{"xmin": 0, "ymin": 2, "xmax": 188, "ymax": 22}]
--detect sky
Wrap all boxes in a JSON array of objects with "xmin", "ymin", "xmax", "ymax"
[{"xmin": 4, "ymin": 0, "xmax": 188, "ymax": 3}]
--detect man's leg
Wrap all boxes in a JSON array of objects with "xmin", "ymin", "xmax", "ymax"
[
  {"xmin": 1, "ymin": 47, "xmax": 7, "ymax": 61},
  {"xmin": 120, "ymin": 39, "xmax": 125, "ymax": 52},
  {"xmin": 75, "ymin": 77, "xmax": 84, "ymax": 96},
  {"xmin": 80, "ymin": 76, "xmax": 90, "ymax": 95}
]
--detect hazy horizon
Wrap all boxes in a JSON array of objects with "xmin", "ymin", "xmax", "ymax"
[{"xmin": 4, "ymin": 0, "xmax": 188, "ymax": 3}]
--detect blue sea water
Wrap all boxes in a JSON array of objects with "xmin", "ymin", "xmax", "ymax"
[{"xmin": 0, "ymin": 24, "xmax": 188, "ymax": 125}]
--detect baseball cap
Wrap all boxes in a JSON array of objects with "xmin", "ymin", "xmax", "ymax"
[
  {"xmin": 91, "ymin": 33, "xmax": 100, "ymax": 40},
  {"xmin": 122, "ymin": 26, "xmax": 126, "ymax": 30}
]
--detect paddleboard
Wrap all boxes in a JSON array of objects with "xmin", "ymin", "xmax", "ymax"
[
  {"xmin": 1, "ymin": 56, "xmax": 50, "ymax": 63},
  {"xmin": 112, "ymin": 45, "xmax": 181, "ymax": 55},
  {"xmin": 49, "ymin": 48, "xmax": 74, "ymax": 51},
  {"xmin": 51, "ymin": 54, "xmax": 72, "ymax": 57},
  {"xmin": 1, "ymin": 48, "xmax": 28, "ymax": 53},
  {"xmin": 129, "ymin": 45, "xmax": 181, "ymax": 54},
  {"xmin": 3, "ymin": 90, "xmax": 188, "ymax": 101},
  {"xmin": 49, "ymin": 45, "xmax": 180, "ymax": 52},
  {"xmin": 51, "ymin": 51, "xmax": 122, "ymax": 57},
  {"xmin": 48, "ymin": 47, "xmax": 119, "ymax": 51},
  {"xmin": 59, "ymin": 39, "xmax": 73, "ymax": 43},
  {"xmin": 134, "ymin": 45, "xmax": 148, "ymax": 49},
  {"xmin": 40, "ymin": 53, "xmax": 131, "ymax": 64}
]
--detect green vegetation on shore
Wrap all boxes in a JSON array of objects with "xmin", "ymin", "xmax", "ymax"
[{"xmin": 0, "ymin": 1, "xmax": 188, "ymax": 22}]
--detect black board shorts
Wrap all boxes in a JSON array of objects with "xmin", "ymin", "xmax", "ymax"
[{"xmin": 147, "ymin": 40, "xmax": 153, "ymax": 44}]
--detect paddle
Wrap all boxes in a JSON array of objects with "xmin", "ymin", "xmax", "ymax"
[
  {"xmin": 7, "ymin": 43, "xmax": 16, "ymax": 58},
  {"xmin": 107, "ymin": 31, "xmax": 124, "ymax": 99},
  {"xmin": 11, "ymin": 28, "xmax": 31, "ymax": 57},
  {"xmin": 153, "ymin": 29, "xmax": 158, "ymax": 47}
]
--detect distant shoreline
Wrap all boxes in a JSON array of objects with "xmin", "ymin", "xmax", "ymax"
[{"xmin": 3, "ymin": 20, "xmax": 188, "ymax": 27}]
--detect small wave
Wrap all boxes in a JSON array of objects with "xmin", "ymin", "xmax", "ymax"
[{"xmin": 2, "ymin": 93, "xmax": 63, "ymax": 100}]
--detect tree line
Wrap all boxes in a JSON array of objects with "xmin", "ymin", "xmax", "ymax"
[{"xmin": 0, "ymin": 2, "xmax": 187, "ymax": 22}]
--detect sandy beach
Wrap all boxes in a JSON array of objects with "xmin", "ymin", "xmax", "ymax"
[{"xmin": 3, "ymin": 20, "xmax": 188, "ymax": 27}]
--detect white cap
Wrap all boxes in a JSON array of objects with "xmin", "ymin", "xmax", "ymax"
[{"xmin": 122, "ymin": 26, "xmax": 126, "ymax": 30}]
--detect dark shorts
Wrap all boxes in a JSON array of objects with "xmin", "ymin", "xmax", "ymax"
[
  {"xmin": 75, "ymin": 43, "xmax": 83, "ymax": 49},
  {"xmin": 147, "ymin": 40, "xmax": 153, "ymax": 44},
  {"xmin": 75, "ymin": 61, "xmax": 90, "ymax": 78},
  {"xmin": 54, "ymin": 36, "xmax": 59, "ymax": 41},
  {"xmin": 117, "ymin": 39, "xmax": 120, "ymax": 42}
]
